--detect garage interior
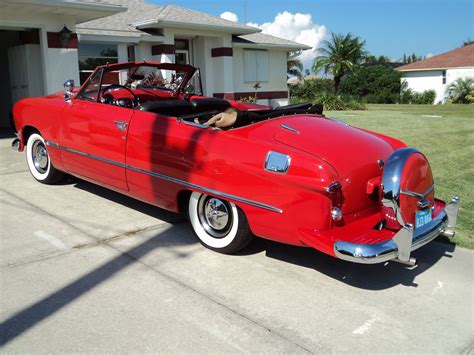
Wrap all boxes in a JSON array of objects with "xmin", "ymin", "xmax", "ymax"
[{"xmin": 0, "ymin": 28, "xmax": 45, "ymax": 131}]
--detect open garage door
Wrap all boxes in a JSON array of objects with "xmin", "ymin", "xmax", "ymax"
[{"xmin": 0, "ymin": 29, "xmax": 45, "ymax": 130}]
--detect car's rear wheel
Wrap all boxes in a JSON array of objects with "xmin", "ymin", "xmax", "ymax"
[
  {"xmin": 188, "ymin": 192, "xmax": 253, "ymax": 253},
  {"xmin": 26, "ymin": 133, "xmax": 64, "ymax": 184}
]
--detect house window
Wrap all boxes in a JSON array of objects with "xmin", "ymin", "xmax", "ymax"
[
  {"xmin": 175, "ymin": 39, "xmax": 190, "ymax": 65},
  {"xmin": 127, "ymin": 45, "xmax": 136, "ymax": 62},
  {"xmin": 442, "ymin": 70, "xmax": 446, "ymax": 84},
  {"xmin": 244, "ymin": 49, "xmax": 269, "ymax": 82},
  {"xmin": 78, "ymin": 43, "xmax": 118, "ymax": 84}
]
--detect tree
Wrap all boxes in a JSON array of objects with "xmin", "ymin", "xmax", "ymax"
[
  {"xmin": 462, "ymin": 38, "xmax": 474, "ymax": 47},
  {"xmin": 312, "ymin": 33, "xmax": 366, "ymax": 93},
  {"xmin": 400, "ymin": 53, "xmax": 424, "ymax": 64},
  {"xmin": 447, "ymin": 77, "xmax": 474, "ymax": 103},
  {"xmin": 339, "ymin": 65, "xmax": 401, "ymax": 103},
  {"xmin": 287, "ymin": 52, "xmax": 303, "ymax": 80},
  {"xmin": 364, "ymin": 54, "xmax": 391, "ymax": 64}
]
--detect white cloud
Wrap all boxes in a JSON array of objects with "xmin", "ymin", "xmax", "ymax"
[
  {"xmin": 426, "ymin": 52, "xmax": 434, "ymax": 58},
  {"xmin": 220, "ymin": 11, "xmax": 239, "ymax": 23},
  {"xmin": 247, "ymin": 11, "xmax": 327, "ymax": 69}
]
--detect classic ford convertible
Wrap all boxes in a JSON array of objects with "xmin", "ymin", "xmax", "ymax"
[{"xmin": 12, "ymin": 61, "xmax": 460, "ymax": 265}]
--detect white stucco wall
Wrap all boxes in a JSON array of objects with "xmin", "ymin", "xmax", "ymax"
[
  {"xmin": 401, "ymin": 70, "xmax": 444, "ymax": 103},
  {"xmin": 233, "ymin": 47, "xmax": 288, "ymax": 106},
  {"xmin": 0, "ymin": 11, "xmax": 80, "ymax": 94},
  {"xmin": 401, "ymin": 67, "xmax": 474, "ymax": 103},
  {"xmin": 446, "ymin": 68, "xmax": 474, "ymax": 85}
]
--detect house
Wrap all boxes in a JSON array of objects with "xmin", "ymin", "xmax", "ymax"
[
  {"xmin": 0, "ymin": 0, "xmax": 310, "ymax": 129},
  {"xmin": 396, "ymin": 44, "xmax": 474, "ymax": 103}
]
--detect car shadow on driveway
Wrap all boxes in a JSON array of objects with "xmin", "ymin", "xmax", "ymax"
[
  {"xmin": 1, "ymin": 178, "xmax": 456, "ymax": 346},
  {"xmin": 238, "ymin": 237, "xmax": 456, "ymax": 290},
  {"xmin": 71, "ymin": 174, "xmax": 457, "ymax": 291},
  {"xmin": 64, "ymin": 176, "xmax": 458, "ymax": 291}
]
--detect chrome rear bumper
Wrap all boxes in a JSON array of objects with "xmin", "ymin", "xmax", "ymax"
[{"xmin": 334, "ymin": 196, "xmax": 460, "ymax": 265}]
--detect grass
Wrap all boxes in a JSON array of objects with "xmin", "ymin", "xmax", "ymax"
[{"xmin": 325, "ymin": 104, "xmax": 474, "ymax": 249}]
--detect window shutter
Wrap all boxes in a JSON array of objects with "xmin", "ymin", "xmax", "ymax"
[
  {"xmin": 244, "ymin": 50, "xmax": 257, "ymax": 82},
  {"xmin": 256, "ymin": 51, "xmax": 269, "ymax": 82}
]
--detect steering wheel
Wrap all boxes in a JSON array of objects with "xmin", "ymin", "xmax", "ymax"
[{"xmin": 101, "ymin": 84, "xmax": 139, "ymax": 107}]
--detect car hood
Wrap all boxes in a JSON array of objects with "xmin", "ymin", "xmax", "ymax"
[{"xmin": 273, "ymin": 115, "xmax": 395, "ymax": 213}]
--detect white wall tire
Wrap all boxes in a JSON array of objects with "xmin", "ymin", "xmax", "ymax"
[
  {"xmin": 26, "ymin": 133, "xmax": 63, "ymax": 184},
  {"xmin": 188, "ymin": 192, "xmax": 253, "ymax": 253}
]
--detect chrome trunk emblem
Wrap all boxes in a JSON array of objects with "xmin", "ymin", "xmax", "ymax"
[{"xmin": 417, "ymin": 198, "xmax": 431, "ymax": 210}]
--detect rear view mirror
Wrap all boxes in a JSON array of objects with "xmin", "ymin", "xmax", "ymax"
[{"xmin": 63, "ymin": 79, "xmax": 75, "ymax": 100}]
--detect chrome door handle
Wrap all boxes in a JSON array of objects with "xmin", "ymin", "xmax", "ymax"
[{"xmin": 114, "ymin": 120, "xmax": 128, "ymax": 131}]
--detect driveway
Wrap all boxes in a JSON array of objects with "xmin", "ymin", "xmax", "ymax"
[{"xmin": 1, "ymin": 132, "xmax": 473, "ymax": 353}]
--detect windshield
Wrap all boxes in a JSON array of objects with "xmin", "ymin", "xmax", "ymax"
[{"xmin": 100, "ymin": 65, "xmax": 188, "ymax": 92}]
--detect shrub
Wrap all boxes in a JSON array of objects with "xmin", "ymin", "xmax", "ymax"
[
  {"xmin": 312, "ymin": 94, "xmax": 366, "ymax": 111},
  {"xmin": 400, "ymin": 88, "xmax": 436, "ymax": 104},
  {"xmin": 447, "ymin": 77, "xmax": 474, "ymax": 104},
  {"xmin": 240, "ymin": 96, "xmax": 257, "ymax": 103},
  {"xmin": 289, "ymin": 78, "xmax": 334, "ymax": 102},
  {"xmin": 339, "ymin": 65, "xmax": 402, "ymax": 103}
]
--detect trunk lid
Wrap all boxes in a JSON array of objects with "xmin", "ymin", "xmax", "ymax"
[{"xmin": 274, "ymin": 115, "xmax": 394, "ymax": 213}]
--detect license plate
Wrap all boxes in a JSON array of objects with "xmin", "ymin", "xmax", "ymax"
[{"xmin": 416, "ymin": 209, "xmax": 432, "ymax": 228}]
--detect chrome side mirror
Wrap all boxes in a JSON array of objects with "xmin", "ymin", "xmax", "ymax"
[{"xmin": 63, "ymin": 79, "xmax": 74, "ymax": 100}]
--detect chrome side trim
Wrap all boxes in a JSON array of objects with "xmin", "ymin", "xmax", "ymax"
[
  {"xmin": 400, "ymin": 183, "xmax": 434, "ymax": 199},
  {"xmin": 45, "ymin": 140, "xmax": 282, "ymax": 214},
  {"xmin": 280, "ymin": 124, "xmax": 300, "ymax": 134},
  {"xmin": 45, "ymin": 141, "xmax": 59, "ymax": 149}
]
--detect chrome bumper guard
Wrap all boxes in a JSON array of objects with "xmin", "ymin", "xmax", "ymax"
[
  {"xmin": 11, "ymin": 136, "xmax": 20, "ymax": 151},
  {"xmin": 334, "ymin": 196, "xmax": 460, "ymax": 265}
]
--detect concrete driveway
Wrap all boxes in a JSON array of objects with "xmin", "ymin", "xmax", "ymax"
[{"xmin": 1, "ymin": 132, "xmax": 473, "ymax": 353}]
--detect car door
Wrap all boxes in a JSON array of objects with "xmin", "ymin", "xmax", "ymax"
[{"xmin": 59, "ymin": 69, "xmax": 133, "ymax": 191}]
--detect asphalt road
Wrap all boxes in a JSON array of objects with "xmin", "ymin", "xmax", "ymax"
[{"xmin": 1, "ymin": 132, "xmax": 473, "ymax": 353}]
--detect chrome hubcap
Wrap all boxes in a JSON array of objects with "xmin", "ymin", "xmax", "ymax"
[
  {"xmin": 198, "ymin": 196, "xmax": 233, "ymax": 238},
  {"xmin": 204, "ymin": 198, "xmax": 230, "ymax": 230},
  {"xmin": 32, "ymin": 141, "xmax": 48, "ymax": 173}
]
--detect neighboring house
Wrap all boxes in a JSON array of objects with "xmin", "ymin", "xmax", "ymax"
[
  {"xmin": 396, "ymin": 44, "xmax": 474, "ymax": 103},
  {"xmin": 0, "ymin": 0, "xmax": 309, "ymax": 128}
]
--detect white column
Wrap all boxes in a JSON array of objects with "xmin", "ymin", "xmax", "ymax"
[{"xmin": 211, "ymin": 35, "xmax": 234, "ymax": 98}]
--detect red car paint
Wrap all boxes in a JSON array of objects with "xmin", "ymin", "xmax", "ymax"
[{"xmin": 12, "ymin": 61, "xmax": 453, "ymax": 261}]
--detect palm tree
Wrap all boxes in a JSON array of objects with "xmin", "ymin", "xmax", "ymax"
[
  {"xmin": 287, "ymin": 52, "xmax": 304, "ymax": 80},
  {"xmin": 312, "ymin": 33, "xmax": 366, "ymax": 93},
  {"xmin": 447, "ymin": 77, "xmax": 474, "ymax": 103}
]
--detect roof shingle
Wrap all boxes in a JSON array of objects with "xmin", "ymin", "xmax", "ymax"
[{"xmin": 396, "ymin": 44, "xmax": 474, "ymax": 71}]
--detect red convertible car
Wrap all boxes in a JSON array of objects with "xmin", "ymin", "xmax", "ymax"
[{"xmin": 12, "ymin": 61, "xmax": 460, "ymax": 265}]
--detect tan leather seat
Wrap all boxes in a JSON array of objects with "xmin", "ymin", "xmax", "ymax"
[{"xmin": 200, "ymin": 107, "xmax": 239, "ymax": 128}]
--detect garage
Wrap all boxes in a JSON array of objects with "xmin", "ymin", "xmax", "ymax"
[{"xmin": 0, "ymin": 0, "xmax": 125, "ymax": 129}]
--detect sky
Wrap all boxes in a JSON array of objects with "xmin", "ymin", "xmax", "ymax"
[{"xmin": 150, "ymin": 0, "xmax": 474, "ymax": 69}]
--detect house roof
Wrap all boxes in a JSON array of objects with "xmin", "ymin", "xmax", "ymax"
[
  {"xmin": 234, "ymin": 32, "xmax": 311, "ymax": 50},
  {"xmin": 76, "ymin": 0, "xmax": 309, "ymax": 50},
  {"xmin": 0, "ymin": 0, "xmax": 126, "ymax": 23},
  {"xmin": 396, "ymin": 44, "xmax": 474, "ymax": 71},
  {"xmin": 77, "ymin": 0, "xmax": 259, "ymax": 36}
]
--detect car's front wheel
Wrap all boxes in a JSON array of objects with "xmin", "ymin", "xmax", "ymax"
[
  {"xmin": 188, "ymin": 192, "xmax": 253, "ymax": 253},
  {"xmin": 26, "ymin": 132, "xmax": 64, "ymax": 184}
]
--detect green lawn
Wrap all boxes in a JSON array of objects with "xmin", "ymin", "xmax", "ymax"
[{"xmin": 326, "ymin": 104, "xmax": 474, "ymax": 249}]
